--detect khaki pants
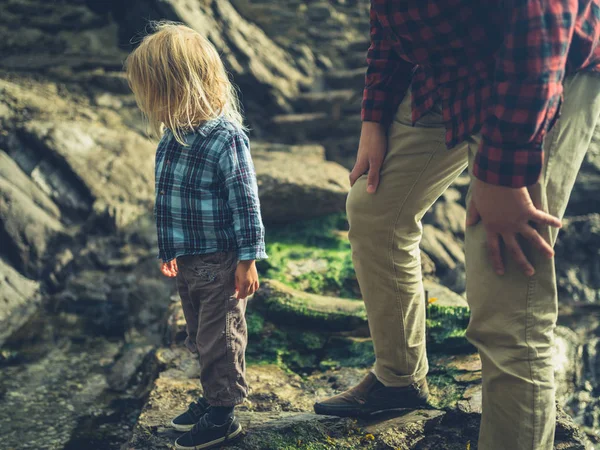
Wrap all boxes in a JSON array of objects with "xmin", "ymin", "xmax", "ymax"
[
  {"xmin": 176, "ymin": 252, "xmax": 248, "ymax": 407},
  {"xmin": 347, "ymin": 72, "xmax": 600, "ymax": 449}
]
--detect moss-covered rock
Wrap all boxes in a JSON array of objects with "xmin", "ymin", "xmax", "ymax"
[
  {"xmin": 425, "ymin": 281, "xmax": 472, "ymax": 352},
  {"xmin": 252, "ymin": 280, "xmax": 367, "ymax": 332}
]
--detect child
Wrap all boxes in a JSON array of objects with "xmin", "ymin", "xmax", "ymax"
[{"xmin": 125, "ymin": 22, "xmax": 267, "ymax": 450}]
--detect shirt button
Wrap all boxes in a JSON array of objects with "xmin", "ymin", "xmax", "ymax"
[{"xmin": 160, "ymin": 190, "xmax": 165, "ymax": 195}]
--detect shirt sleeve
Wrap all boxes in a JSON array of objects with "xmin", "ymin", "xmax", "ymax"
[
  {"xmin": 474, "ymin": 0, "xmax": 576, "ymax": 187},
  {"xmin": 361, "ymin": 2, "xmax": 415, "ymax": 126},
  {"xmin": 218, "ymin": 132, "xmax": 268, "ymax": 261}
]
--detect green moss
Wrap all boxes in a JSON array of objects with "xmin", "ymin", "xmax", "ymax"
[
  {"xmin": 319, "ymin": 337, "xmax": 375, "ymax": 370},
  {"xmin": 247, "ymin": 312, "xmax": 265, "ymax": 338},
  {"xmin": 256, "ymin": 285, "xmax": 366, "ymax": 332},
  {"xmin": 426, "ymin": 303, "xmax": 473, "ymax": 352},
  {"xmin": 258, "ymin": 214, "xmax": 359, "ymax": 298},
  {"xmin": 427, "ymin": 373, "xmax": 464, "ymax": 409},
  {"xmin": 247, "ymin": 321, "xmax": 326, "ymax": 373},
  {"xmin": 241, "ymin": 416, "xmax": 371, "ymax": 450}
]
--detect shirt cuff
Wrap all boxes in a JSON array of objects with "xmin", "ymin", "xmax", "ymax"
[
  {"xmin": 361, "ymin": 87, "xmax": 396, "ymax": 126},
  {"xmin": 238, "ymin": 245, "xmax": 268, "ymax": 262},
  {"xmin": 473, "ymin": 141, "xmax": 543, "ymax": 188}
]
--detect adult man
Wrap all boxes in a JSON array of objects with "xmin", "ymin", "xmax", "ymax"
[{"xmin": 314, "ymin": 1, "xmax": 600, "ymax": 448}]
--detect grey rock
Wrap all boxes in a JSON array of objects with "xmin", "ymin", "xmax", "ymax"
[
  {"xmin": 420, "ymin": 224, "xmax": 465, "ymax": 273},
  {"xmin": 424, "ymin": 198, "xmax": 466, "ymax": 237},
  {"xmin": 0, "ymin": 258, "xmax": 41, "ymax": 347},
  {"xmin": 20, "ymin": 119, "xmax": 156, "ymax": 229},
  {"xmin": 252, "ymin": 143, "xmax": 349, "ymax": 223},
  {"xmin": 0, "ymin": 171, "xmax": 64, "ymax": 275},
  {"xmin": 270, "ymin": 112, "xmax": 333, "ymax": 141},
  {"xmin": 555, "ymin": 214, "xmax": 600, "ymax": 303},
  {"xmin": 325, "ymin": 67, "xmax": 367, "ymax": 90},
  {"xmin": 120, "ymin": 0, "xmax": 311, "ymax": 115},
  {"xmin": 108, "ymin": 344, "xmax": 154, "ymax": 391},
  {"xmin": 568, "ymin": 123, "xmax": 600, "ymax": 216},
  {"xmin": 554, "ymin": 326, "xmax": 584, "ymax": 404}
]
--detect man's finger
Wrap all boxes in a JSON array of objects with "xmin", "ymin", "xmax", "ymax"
[
  {"xmin": 530, "ymin": 209, "xmax": 562, "ymax": 229},
  {"xmin": 520, "ymin": 225, "xmax": 554, "ymax": 259},
  {"xmin": 486, "ymin": 232, "xmax": 504, "ymax": 275},
  {"xmin": 349, "ymin": 159, "xmax": 368, "ymax": 187},
  {"xmin": 503, "ymin": 234, "xmax": 535, "ymax": 276},
  {"xmin": 465, "ymin": 200, "xmax": 481, "ymax": 227},
  {"xmin": 366, "ymin": 158, "xmax": 382, "ymax": 194}
]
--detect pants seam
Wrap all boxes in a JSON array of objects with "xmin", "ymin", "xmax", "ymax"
[
  {"xmin": 388, "ymin": 142, "xmax": 442, "ymax": 376},
  {"xmin": 525, "ymin": 275, "xmax": 538, "ymax": 448}
]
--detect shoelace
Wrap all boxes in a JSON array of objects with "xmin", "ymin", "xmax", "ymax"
[
  {"xmin": 188, "ymin": 401, "xmax": 205, "ymax": 418},
  {"xmin": 191, "ymin": 414, "xmax": 211, "ymax": 435}
]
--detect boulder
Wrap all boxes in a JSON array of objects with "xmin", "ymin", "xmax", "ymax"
[
  {"xmin": 129, "ymin": 345, "xmax": 591, "ymax": 450},
  {"xmin": 19, "ymin": 120, "xmax": 155, "ymax": 229},
  {"xmin": 0, "ymin": 150, "xmax": 64, "ymax": 275},
  {"xmin": 0, "ymin": 258, "xmax": 41, "ymax": 347},
  {"xmin": 252, "ymin": 143, "xmax": 349, "ymax": 224},
  {"xmin": 568, "ymin": 125, "xmax": 600, "ymax": 216},
  {"xmin": 554, "ymin": 326, "xmax": 584, "ymax": 404},
  {"xmin": 555, "ymin": 214, "xmax": 600, "ymax": 303},
  {"xmin": 116, "ymin": 0, "xmax": 311, "ymax": 117},
  {"xmin": 420, "ymin": 224, "xmax": 465, "ymax": 273},
  {"xmin": 251, "ymin": 279, "xmax": 367, "ymax": 332},
  {"xmin": 423, "ymin": 194, "xmax": 467, "ymax": 237}
]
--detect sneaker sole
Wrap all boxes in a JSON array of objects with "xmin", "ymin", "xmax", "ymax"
[
  {"xmin": 174, "ymin": 423, "xmax": 243, "ymax": 450},
  {"xmin": 171, "ymin": 420, "xmax": 195, "ymax": 432}
]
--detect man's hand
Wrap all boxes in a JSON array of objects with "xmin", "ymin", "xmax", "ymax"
[
  {"xmin": 160, "ymin": 259, "xmax": 178, "ymax": 278},
  {"xmin": 349, "ymin": 122, "xmax": 387, "ymax": 193},
  {"xmin": 466, "ymin": 179, "xmax": 562, "ymax": 276},
  {"xmin": 235, "ymin": 260, "xmax": 259, "ymax": 300}
]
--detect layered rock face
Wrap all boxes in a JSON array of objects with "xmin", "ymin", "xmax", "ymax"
[{"xmin": 0, "ymin": 0, "xmax": 599, "ymax": 449}]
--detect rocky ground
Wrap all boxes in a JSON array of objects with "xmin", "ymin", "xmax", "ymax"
[{"xmin": 1, "ymin": 0, "xmax": 599, "ymax": 449}]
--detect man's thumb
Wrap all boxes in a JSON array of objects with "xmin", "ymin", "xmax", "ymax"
[{"xmin": 465, "ymin": 200, "xmax": 481, "ymax": 227}]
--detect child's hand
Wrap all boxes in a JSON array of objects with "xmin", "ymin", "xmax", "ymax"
[
  {"xmin": 235, "ymin": 260, "xmax": 259, "ymax": 300},
  {"xmin": 160, "ymin": 259, "xmax": 178, "ymax": 278}
]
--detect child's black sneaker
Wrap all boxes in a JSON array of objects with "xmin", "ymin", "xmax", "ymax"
[
  {"xmin": 171, "ymin": 398, "xmax": 210, "ymax": 432},
  {"xmin": 175, "ymin": 414, "xmax": 242, "ymax": 450}
]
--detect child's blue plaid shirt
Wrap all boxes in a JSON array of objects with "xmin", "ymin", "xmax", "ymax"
[{"xmin": 154, "ymin": 117, "xmax": 267, "ymax": 263}]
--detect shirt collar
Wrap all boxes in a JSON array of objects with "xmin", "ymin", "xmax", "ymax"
[{"xmin": 196, "ymin": 116, "xmax": 223, "ymax": 137}]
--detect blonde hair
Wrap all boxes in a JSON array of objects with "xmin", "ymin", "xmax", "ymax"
[{"xmin": 125, "ymin": 21, "xmax": 245, "ymax": 144}]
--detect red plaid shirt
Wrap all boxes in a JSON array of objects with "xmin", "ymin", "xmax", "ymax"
[{"xmin": 362, "ymin": 0, "xmax": 600, "ymax": 187}]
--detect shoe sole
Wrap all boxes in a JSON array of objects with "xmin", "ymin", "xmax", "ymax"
[
  {"xmin": 174, "ymin": 423, "xmax": 243, "ymax": 450},
  {"xmin": 171, "ymin": 420, "xmax": 195, "ymax": 432},
  {"xmin": 314, "ymin": 403, "xmax": 374, "ymax": 418},
  {"xmin": 314, "ymin": 400, "xmax": 429, "ymax": 418}
]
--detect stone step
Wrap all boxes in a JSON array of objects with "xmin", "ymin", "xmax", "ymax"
[
  {"xmin": 324, "ymin": 67, "xmax": 366, "ymax": 90},
  {"xmin": 269, "ymin": 112, "xmax": 362, "ymax": 142},
  {"xmin": 269, "ymin": 112, "xmax": 334, "ymax": 141},
  {"xmin": 295, "ymin": 89, "xmax": 360, "ymax": 115},
  {"xmin": 345, "ymin": 52, "xmax": 368, "ymax": 69},
  {"xmin": 347, "ymin": 38, "xmax": 371, "ymax": 53}
]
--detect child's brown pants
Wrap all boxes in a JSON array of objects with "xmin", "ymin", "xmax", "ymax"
[{"xmin": 176, "ymin": 252, "xmax": 248, "ymax": 407}]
